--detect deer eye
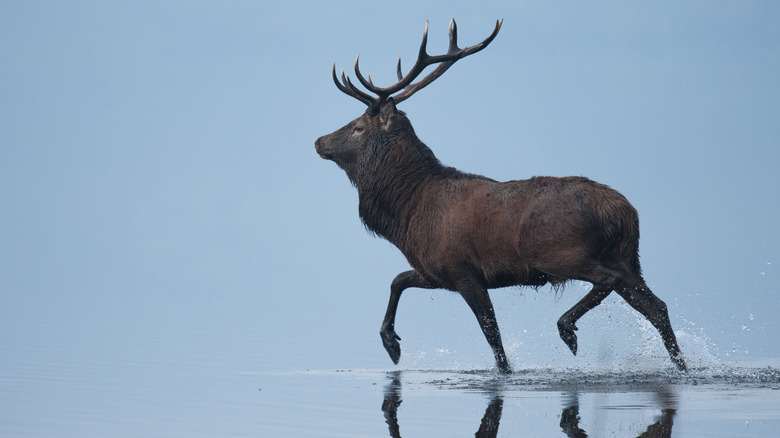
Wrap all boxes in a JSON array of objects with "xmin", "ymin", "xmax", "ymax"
[{"xmin": 353, "ymin": 126, "xmax": 364, "ymax": 134}]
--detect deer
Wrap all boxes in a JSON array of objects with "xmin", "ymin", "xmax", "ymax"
[{"xmin": 315, "ymin": 19, "xmax": 687, "ymax": 373}]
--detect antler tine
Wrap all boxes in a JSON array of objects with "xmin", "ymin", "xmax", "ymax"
[
  {"xmin": 353, "ymin": 20, "xmax": 434, "ymax": 100},
  {"xmin": 343, "ymin": 72, "xmax": 376, "ymax": 106},
  {"xmin": 448, "ymin": 18, "xmax": 459, "ymax": 53},
  {"xmin": 396, "ymin": 20, "xmax": 454, "ymax": 95},
  {"xmin": 332, "ymin": 63, "xmax": 375, "ymax": 107},
  {"xmin": 459, "ymin": 18, "xmax": 503, "ymax": 57},
  {"xmin": 353, "ymin": 55, "xmax": 381, "ymax": 96},
  {"xmin": 353, "ymin": 55, "xmax": 379, "ymax": 90},
  {"xmin": 394, "ymin": 18, "xmax": 503, "ymax": 104},
  {"xmin": 418, "ymin": 20, "xmax": 431, "ymax": 62}
]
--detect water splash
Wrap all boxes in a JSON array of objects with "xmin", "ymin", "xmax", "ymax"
[
  {"xmin": 419, "ymin": 365, "xmax": 780, "ymax": 393},
  {"xmin": 386, "ymin": 283, "xmax": 771, "ymax": 375}
]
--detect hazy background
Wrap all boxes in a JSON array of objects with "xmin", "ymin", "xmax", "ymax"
[{"xmin": 2, "ymin": 0, "xmax": 778, "ymax": 380}]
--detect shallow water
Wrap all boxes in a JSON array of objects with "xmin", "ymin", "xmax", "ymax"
[
  {"xmin": 254, "ymin": 367, "xmax": 780, "ymax": 437},
  {"xmin": 4, "ymin": 347, "xmax": 779, "ymax": 437},
  {"xmin": 2, "ymin": 290, "xmax": 778, "ymax": 437}
]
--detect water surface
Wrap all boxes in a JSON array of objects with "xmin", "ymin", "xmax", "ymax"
[
  {"xmin": 4, "ymin": 328, "xmax": 778, "ymax": 438},
  {"xmin": 256, "ymin": 366, "xmax": 780, "ymax": 437}
]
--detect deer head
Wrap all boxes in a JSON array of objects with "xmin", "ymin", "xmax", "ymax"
[{"xmin": 315, "ymin": 19, "xmax": 503, "ymax": 180}]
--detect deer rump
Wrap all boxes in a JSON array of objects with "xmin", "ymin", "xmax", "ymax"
[{"xmin": 316, "ymin": 19, "xmax": 687, "ymax": 373}]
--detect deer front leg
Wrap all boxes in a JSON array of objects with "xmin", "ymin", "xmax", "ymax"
[
  {"xmin": 380, "ymin": 270, "xmax": 436, "ymax": 364},
  {"xmin": 460, "ymin": 282, "xmax": 511, "ymax": 373}
]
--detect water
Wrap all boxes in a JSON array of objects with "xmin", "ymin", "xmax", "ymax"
[
  {"xmin": 2, "ymin": 310, "xmax": 779, "ymax": 437},
  {"xmin": 257, "ymin": 367, "xmax": 780, "ymax": 437}
]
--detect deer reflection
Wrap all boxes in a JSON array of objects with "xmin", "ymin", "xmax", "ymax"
[
  {"xmin": 382, "ymin": 371, "xmax": 503, "ymax": 438},
  {"xmin": 381, "ymin": 373, "xmax": 676, "ymax": 438},
  {"xmin": 560, "ymin": 391, "xmax": 676, "ymax": 438},
  {"xmin": 382, "ymin": 372, "xmax": 403, "ymax": 438}
]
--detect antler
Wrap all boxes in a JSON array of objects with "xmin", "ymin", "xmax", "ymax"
[{"xmin": 332, "ymin": 19, "xmax": 503, "ymax": 110}]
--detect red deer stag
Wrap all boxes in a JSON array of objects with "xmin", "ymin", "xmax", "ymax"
[{"xmin": 315, "ymin": 19, "xmax": 687, "ymax": 372}]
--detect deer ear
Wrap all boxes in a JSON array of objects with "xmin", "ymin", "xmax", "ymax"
[{"xmin": 379, "ymin": 99, "xmax": 398, "ymax": 131}]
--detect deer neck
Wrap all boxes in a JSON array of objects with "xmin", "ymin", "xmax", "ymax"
[{"xmin": 356, "ymin": 139, "xmax": 444, "ymax": 247}]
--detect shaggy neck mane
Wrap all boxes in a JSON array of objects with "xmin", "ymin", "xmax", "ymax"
[{"xmin": 355, "ymin": 125, "xmax": 476, "ymax": 247}]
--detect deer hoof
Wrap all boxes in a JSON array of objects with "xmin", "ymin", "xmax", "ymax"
[
  {"xmin": 557, "ymin": 320, "xmax": 578, "ymax": 356},
  {"xmin": 380, "ymin": 329, "xmax": 402, "ymax": 364},
  {"xmin": 672, "ymin": 354, "xmax": 688, "ymax": 372}
]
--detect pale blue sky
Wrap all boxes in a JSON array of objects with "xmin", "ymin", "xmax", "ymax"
[{"xmin": 1, "ymin": 1, "xmax": 779, "ymax": 371}]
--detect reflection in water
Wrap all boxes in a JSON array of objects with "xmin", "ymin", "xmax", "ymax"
[
  {"xmin": 475, "ymin": 396, "xmax": 503, "ymax": 437},
  {"xmin": 381, "ymin": 372, "xmax": 677, "ymax": 438},
  {"xmin": 560, "ymin": 395, "xmax": 588, "ymax": 438},
  {"xmin": 382, "ymin": 371, "xmax": 503, "ymax": 437},
  {"xmin": 560, "ymin": 391, "xmax": 676, "ymax": 438},
  {"xmin": 382, "ymin": 372, "xmax": 402, "ymax": 438}
]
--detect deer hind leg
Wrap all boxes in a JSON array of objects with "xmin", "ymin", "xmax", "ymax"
[
  {"xmin": 459, "ymin": 281, "xmax": 511, "ymax": 373},
  {"xmin": 616, "ymin": 279, "xmax": 687, "ymax": 371},
  {"xmin": 554, "ymin": 265, "xmax": 624, "ymax": 356},
  {"xmin": 380, "ymin": 270, "xmax": 436, "ymax": 365}
]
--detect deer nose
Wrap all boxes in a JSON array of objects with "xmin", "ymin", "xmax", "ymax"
[{"xmin": 315, "ymin": 137, "xmax": 329, "ymax": 159}]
